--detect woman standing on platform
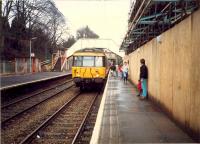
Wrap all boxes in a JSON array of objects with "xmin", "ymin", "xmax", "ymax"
[
  {"xmin": 122, "ymin": 62, "xmax": 129, "ymax": 83},
  {"xmin": 118, "ymin": 64, "xmax": 123, "ymax": 79},
  {"xmin": 139, "ymin": 59, "xmax": 148, "ymax": 99}
]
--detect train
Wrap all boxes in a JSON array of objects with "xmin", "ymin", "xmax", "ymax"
[{"xmin": 72, "ymin": 48, "xmax": 108, "ymax": 90}]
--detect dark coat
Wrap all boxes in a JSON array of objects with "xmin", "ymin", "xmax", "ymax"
[
  {"xmin": 140, "ymin": 64, "xmax": 148, "ymax": 79},
  {"xmin": 110, "ymin": 65, "xmax": 116, "ymax": 71}
]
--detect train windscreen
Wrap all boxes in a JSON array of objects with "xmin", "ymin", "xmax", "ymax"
[
  {"xmin": 73, "ymin": 56, "xmax": 82, "ymax": 66},
  {"xmin": 95, "ymin": 56, "xmax": 103, "ymax": 67},
  {"xmin": 83, "ymin": 57, "xmax": 95, "ymax": 66},
  {"xmin": 73, "ymin": 56, "xmax": 104, "ymax": 67}
]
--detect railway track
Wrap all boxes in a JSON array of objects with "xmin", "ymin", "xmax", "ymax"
[
  {"xmin": 19, "ymin": 92, "xmax": 99, "ymax": 144},
  {"xmin": 73, "ymin": 91, "xmax": 103, "ymax": 144},
  {"xmin": 1, "ymin": 79, "xmax": 74, "ymax": 125},
  {"xmin": 1, "ymin": 86, "xmax": 80, "ymax": 144}
]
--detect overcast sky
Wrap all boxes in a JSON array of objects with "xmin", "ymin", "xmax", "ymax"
[{"xmin": 54, "ymin": 0, "xmax": 130, "ymax": 48}]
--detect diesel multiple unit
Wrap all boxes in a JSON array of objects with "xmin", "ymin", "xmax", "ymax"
[{"xmin": 72, "ymin": 48, "xmax": 108, "ymax": 90}]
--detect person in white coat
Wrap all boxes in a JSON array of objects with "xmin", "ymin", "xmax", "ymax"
[{"xmin": 122, "ymin": 62, "xmax": 129, "ymax": 83}]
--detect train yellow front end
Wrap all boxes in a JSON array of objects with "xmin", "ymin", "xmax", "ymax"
[{"xmin": 72, "ymin": 49, "xmax": 107, "ymax": 90}]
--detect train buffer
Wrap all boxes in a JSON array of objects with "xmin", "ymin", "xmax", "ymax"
[{"xmin": 90, "ymin": 74, "xmax": 194, "ymax": 143}]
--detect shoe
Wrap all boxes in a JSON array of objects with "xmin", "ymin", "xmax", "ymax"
[{"xmin": 139, "ymin": 96, "xmax": 145, "ymax": 100}]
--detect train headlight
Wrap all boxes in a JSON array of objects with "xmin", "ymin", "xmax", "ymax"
[{"xmin": 96, "ymin": 74, "xmax": 99, "ymax": 77}]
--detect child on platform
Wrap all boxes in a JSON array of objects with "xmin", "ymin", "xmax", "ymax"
[{"xmin": 137, "ymin": 80, "xmax": 142, "ymax": 96}]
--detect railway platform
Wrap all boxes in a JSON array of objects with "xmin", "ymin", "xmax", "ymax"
[
  {"xmin": 90, "ymin": 75, "xmax": 194, "ymax": 143},
  {"xmin": 0, "ymin": 72, "xmax": 71, "ymax": 90}
]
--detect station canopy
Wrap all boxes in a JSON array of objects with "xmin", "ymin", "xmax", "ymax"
[
  {"xmin": 121, "ymin": 0, "xmax": 199, "ymax": 54},
  {"xmin": 66, "ymin": 38, "xmax": 124, "ymax": 58}
]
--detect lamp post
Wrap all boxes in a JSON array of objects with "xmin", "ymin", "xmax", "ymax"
[{"xmin": 30, "ymin": 37, "xmax": 37, "ymax": 73}]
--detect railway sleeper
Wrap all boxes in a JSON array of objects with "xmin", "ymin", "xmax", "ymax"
[
  {"xmin": 49, "ymin": 123, "xmax": 80, "ymax": 128},
  {"xmin": 32, "ymin": 138, "xmax": 71, "ymax": 144}
]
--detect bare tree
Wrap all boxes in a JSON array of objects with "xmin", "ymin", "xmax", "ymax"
[
  {"xmin": 60, "ymin": 35, "xmax": 76, "ymax": 49},
  {"xmin": 77, "ymin": 25, "xmax": 99, "ymax": 39},
  {"xmin": 1, "ymin": 0, "xmax": 69, "ymax": 60},
  {"xmin": 2, "ymin": 0, "xmax": 14, "ymax": 21},
  {"xmin": 0, "ymin": 0, "xmax": 3, "ymax": 52}
]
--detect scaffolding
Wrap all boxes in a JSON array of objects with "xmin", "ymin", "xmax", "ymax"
[{"xmin": 121, "ymin": 0, "xmax": 199, "ymax": 54}]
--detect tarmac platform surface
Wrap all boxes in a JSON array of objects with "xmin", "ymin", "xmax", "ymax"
[
  {"xmin": 91, "ymin": 76, "xmax": 194, "ymax": 143},
  {"xmin": 0, "ymin": 72, "xmax": 71, "ymax": 90}
]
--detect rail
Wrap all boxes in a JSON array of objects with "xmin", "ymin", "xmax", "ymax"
[
  {"xmin": 19, "ymin": 92, "xmax": 98, "ymax": 144},
  {"xmin": 1, "ymin": 79, "xmax": 74, "ymax": 125}
]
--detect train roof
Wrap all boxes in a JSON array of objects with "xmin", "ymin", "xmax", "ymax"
[{"xmin": 72, "ymin": 48, "xmax": 105, "ymax": 56}]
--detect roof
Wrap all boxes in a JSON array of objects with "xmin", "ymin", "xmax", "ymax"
[
  {"xmin": 75, "ymin": 48, "xmax": 104, "ymax": 53},
  {"xmin": 73, "ymin": 52, "xmax": 105, "ymax": 57},
  {"xmin": 73, "ymin": 48, "xmax": 105, "ymax": 56},
  {"xmin": 121, "ymin": 0, "xmax": 199, "ymax": 54}
]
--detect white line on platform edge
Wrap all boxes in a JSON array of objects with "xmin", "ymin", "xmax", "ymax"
[{"xmin": 90, "ymin": 71, "xmax": 110, "ymax": 144}]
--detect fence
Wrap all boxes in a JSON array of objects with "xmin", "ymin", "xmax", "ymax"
[{"xmin": 0, "ymin": 58, "xmax": 41, "ymax": 75}]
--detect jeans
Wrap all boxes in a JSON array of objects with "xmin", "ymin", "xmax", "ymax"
[
  {"xmin": 123, "ymin": 72, "xmax": 128, "ymax": 81},
  {"xmin": 141, "ymin": 78, "xmax": 147, "ymax": 97}
]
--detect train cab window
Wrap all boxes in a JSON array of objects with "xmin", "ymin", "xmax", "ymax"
[
  {"xmin": 95, "ymin": 56, "xmax": 103, "ymax": 67},
  {"xmin": 83, "ymin": 56, "xmax": 94, "ymax": 67},
  {"xmin": 73, "ymin": 56, "xmax": 82, "ymax": 66}
]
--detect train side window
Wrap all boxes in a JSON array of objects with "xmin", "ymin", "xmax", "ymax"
[
  {"xmin": 74, "ymin": 56, "xmax": 82, "ymax": 66},
  {"xmin": 103, "ymin": 56, "xmax": 106, "ymax": 67},
  {"xmin": 95, "ymin": 56, "xmax": 103, "ymax": 67}
]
